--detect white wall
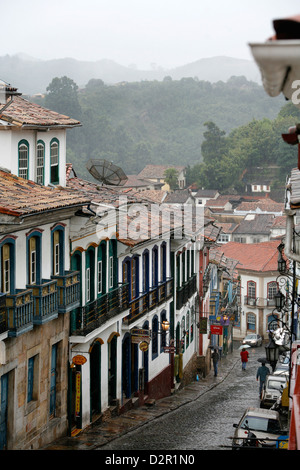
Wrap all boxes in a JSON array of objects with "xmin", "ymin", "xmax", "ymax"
[{"xmin": 1, "ymin": 128, "xmax": 67, "ymax": 187}]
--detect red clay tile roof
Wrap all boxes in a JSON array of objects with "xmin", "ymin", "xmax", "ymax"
[
  {"xmin": 0, "ymin": 96, "xmax": 80, "ymax": 128},
  {"xmin": 215, "ymin": 240, "xmax": 281, "ymax": 272},
  {"xmin": 138, "ymin": 165, "xmax": 185, "ymax": 179},
  {"xmin": 235, "ymin": 199, "xmax": 284, "ymax": 213},
  {"xmin": 0, "ymin": 170, "xmax": 90, "ymax": 216}
]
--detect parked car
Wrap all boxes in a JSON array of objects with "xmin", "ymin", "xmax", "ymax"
[
  {"xmin": 242, "ymin": 333, "xmax": 262, "ymax": 347},
  {"xmin": 232, "ymin": 407, "xmax": 283, "ymax": 448},
  {"xmin": 260, "ymin": 374, "xmax": 288, "ymax": 408},
  {"xmin": 274, "ymin": 353, "xmax": 290, "ymax": 376}
]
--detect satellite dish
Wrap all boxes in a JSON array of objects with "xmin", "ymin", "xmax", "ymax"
[{"xmin": 86, "ymin": 159, "xmax": 128, "ymax": 186}]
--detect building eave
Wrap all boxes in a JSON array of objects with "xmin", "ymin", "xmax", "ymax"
[{"xmin": 249, "ymin": 40, "xmax": 300, "ymax": 107}]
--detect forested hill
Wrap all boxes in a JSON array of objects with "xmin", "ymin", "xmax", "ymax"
[{"xmin": 37, "ymin": 75, "xmax": 285, "ymax": 180}]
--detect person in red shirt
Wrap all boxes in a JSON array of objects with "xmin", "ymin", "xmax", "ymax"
[{"xmin": 240, "ymin": 348, "xmax": 249, "ymax": 370}]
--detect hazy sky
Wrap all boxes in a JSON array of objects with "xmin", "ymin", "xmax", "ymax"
[{"xmin": 1, "ymin": 0, "xmax": 299, "ymax": 69}]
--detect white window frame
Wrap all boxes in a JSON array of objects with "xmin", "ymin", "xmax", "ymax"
[
  {"xmin": 31, "ymin": 250, "xmax": 36, "ymax": 284},
  {"xmin": 36, "ymin": 142, "xmax": 45, "ymax": 184},
  {"xmin": 86, "ymin": 267, "xmax": 91, "ymax": 302},
  {"xmin": 19, "ymin": 143, "xmax": 29, "ymax": 179},
  {"xmin": 97, "ymin": 260, "xmax": 102, "ymax": 294},
  {"xmin": 109, "ymin": 256, "xmax": 113, "ymax": 289}
]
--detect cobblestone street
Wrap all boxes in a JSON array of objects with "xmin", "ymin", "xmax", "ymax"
[{"xmin": 43, "ymin": 343, "xmax": 267, "ymax": 451}]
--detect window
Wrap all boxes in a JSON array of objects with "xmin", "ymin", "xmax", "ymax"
[
  {"xmin": 142, "ymin": 251, "xmax": 149, "ymax": 293},
  {"xmin": 50, "ymin": 139, "xmax": 59, "ymax": 184},
  {"xmin": 247, "ymin": 313, "xmax": 256, "ymax": 331},
  {"xmin": 247, "ymin": 281, "xmax": 256, "ymax": 298},
  {"xmin": 29, "ymin": 237, "xmax": 37, "ymax": 284},
  {"xmin": 160, "ymin": 311, "xmax": 167, "ymax": 350},
  {"xmin": 97, "ymin": 260, "xmax": 103, "ymax": 294},
  {"xmin": 1, "ymin": 244, "xmax": 11, "ymax": 293},
  {"xmin": 109, "ymin": 256, "xmax": 114, "ymax": 289},
  {"xmin": 36, "ymin": 141, "xmax": 45, "ymax": 184},
  {"xmin": 186, "ymin": 311, "xmax": 190, "ymax": 347},
  {"xmin": 86, "ymin": 267, "xmax": 91, "ymax": 302},
  {"xmin": 234, "ymin": 237, "xmax": 246, "ymax": 243},
  {"xmin": 50, "ymin": 343, "xmax": 58, "ymax": 418},
  {"xmin": 219, "ymin": 234, "xmax": 229, "ymax": 243},
  {"xmin": 27, "ymin": 231, "xmax": 42, "ymax": 285},
  {"xmin": 160, "ymin": 243, "xmax": 167, "ymax": 282},
  {"xmin": 86, "ymin": 247, "xmax": 95, "ymax": 302},
  {"xmin": 27, "ymin": 355, "xmax": 38, "ymax": 403},
  {"xmin": 53, "ymin": 230, "xmax": 60, "ymax": 275},
  {"xmin": 18, "ymin": 140, "xmax": 29, "ymax": 179},
  {"xmin": 152, "ymin": 247, "xmax": 158, "ymax": 287},
  {"xmin": 97, "ymin": 242, "xmax": 106, "ymax": 296},
  {"xmin": 268, "ymin": 281, "xmax": 277, "ymax": 299},
  {"xmin": 152, "ymin": 316, "xmax": 158, "ymax": 359}
]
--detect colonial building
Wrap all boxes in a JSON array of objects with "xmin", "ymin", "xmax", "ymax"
[
  {"xmin": 0, "ymin": 84, "xmax": 91, "ymax": 449},
  {"xmin": 0, "ymin": 83, "xmax": 219, "ymax": 448},
  {"xmin": 214, "ymin": 240, "xmax": 281, "ymax": 341}
]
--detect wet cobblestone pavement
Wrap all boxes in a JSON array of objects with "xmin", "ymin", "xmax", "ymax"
[{"xmin": 43, "ymin": 347, "xmax": 240, "ymax": 451}]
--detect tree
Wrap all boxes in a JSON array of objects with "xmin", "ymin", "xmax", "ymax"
[
  {"xmin": 164, "ymin": 168, "xmax": 179, "ymax": 190},
  {"xmin": 45, "ymin": 76, "xmax": 81, "ymax": 119}
]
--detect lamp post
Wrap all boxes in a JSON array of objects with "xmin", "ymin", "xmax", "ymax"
[
  {"xmin": 265, "ymin": 331, "xmax": 279, "ymax": 372},
  {"xmin": 274, "ymin": 290, "xmax": 285, "ymax": 311}
]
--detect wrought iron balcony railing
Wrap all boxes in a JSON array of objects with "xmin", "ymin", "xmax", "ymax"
[
  {"xmin": 123, "ymin": 278, "xmax": 173, "ymax": 326},
  {"xmin": 70, "ymin": 283, "xmax": 129, "ymax": 336},
  {"xmin": 6, "ymin": 289, "xmax": 34, "ymax": 337},
  {"xmin": 176, "ymin": 274, "xmax": 197, "ymax": 310},
  {"xmin": 51, "ymin": 270, "xmax": 80, "ymax": 313},
  {"xmin": 27, "ymin": 279, "xmax": 58, "ymax": 325}
]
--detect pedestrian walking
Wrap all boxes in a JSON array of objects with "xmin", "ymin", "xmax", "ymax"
[
  {"xmin": 256, "ymin": 362, "xmax": 270, "ymax": 397},
  {"xmin": 240, "ymin": 348, "xmax": 249, "ymax": 370},
  {"xmin": 212, "ymin": 348, "xmax": 219, "ymax": 376}
]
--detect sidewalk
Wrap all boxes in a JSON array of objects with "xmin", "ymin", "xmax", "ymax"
[{"xmin": 43, "ymin": 348, "xmax": 240, "ymax": 450}]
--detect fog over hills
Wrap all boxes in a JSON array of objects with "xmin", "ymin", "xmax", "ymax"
[{"xmin": 0, "ymin": 53, "xmax": 261, "ymax": 94}]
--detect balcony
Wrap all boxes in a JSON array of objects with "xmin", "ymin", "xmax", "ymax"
[
  {"xmin": 176, "ymin": 274, "xmax": 197, "ymax": 310},
  {"xmin": 0, "ymin": 293, "xmax": 7, "ymax": 334},
  {"xmin": 124, "ymin": 278, "xmax": 173, "ymax": 326},
  {"xmin": 51, "ymin": 270, "xmax": 80, "ymax": 313},
  {"xmin": 244, "ymin": 296, "xmax": 276, "ymax": 308},
  {"xmin": 6, "ymin": 289, "xmax": 34, "ymax": 337},
  {"xmin": 27, "ymin": 279, "xmax": 58, "ymax": 325},
  {"xmin": 70, "ymin": 284, "xmax": 129, "ymax": 336}
]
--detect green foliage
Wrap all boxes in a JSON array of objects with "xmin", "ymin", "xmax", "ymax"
[
  {"xmin": 40, "ymin": 75, "xmax": 284, "ymax": 180},
  {"xmin": 164, "ymin": 168, "xmax": 179, "ymax": 190},
  {"xmin": 188, "ymin": 106, "xmax": 300, "ymax": 191}
]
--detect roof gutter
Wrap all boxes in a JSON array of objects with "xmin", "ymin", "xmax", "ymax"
[{"xmin": 0, "ymin": 202, "xmax": 91, "ymax": 225}]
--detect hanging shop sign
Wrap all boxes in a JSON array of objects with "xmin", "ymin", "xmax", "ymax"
[
  {"xmin": 75, "ymin": 371, "xmax": 81, "ymax": 417},
  {"xmin": 163, "ymin": 346, "xmax": 176, "ymax": 354},
  {"xmin": 131, "ymin": 328, "xmax": 151, "ymax": 344},
  {"xmin": 72, "ymin": 355, "xmax": 87, "ymax": 366},
  {"xmin": 139, "ymin": 341, "xmax": 149, "ymax": 352},
  {"xmin": 210, "ymin": 324, "xmax": 223, "ymax": 335},
  {"xmin": 199, "ymin": 317, "xmax": 208, "ymax": 334}
]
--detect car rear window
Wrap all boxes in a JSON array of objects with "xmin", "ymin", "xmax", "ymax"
[
  {"xmin": 241, "ymin": 416, "xmax": 281, "ymax": 433},
  {"xmin": 268, "ymin": 379, "xmax": 286, "ymax": 391}
]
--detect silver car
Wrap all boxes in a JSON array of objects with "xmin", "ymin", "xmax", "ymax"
[
  {"xmin": 242, "ymin": 333, "xmax": 262, "ymax": 347},
  {"xmin": 232, "ymin": 407, "xmax": 283, "ymax": 448},
  {"xmin": 260, "ymin": 374, "xmax": 288, "ymax": 408}
]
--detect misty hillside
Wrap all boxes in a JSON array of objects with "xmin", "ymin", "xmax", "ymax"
[
  {"xmin": 0, "ymin": 54, "xmax": 261, "ymax": 94},
  {"xmin": 37, "ymin": 76, "xmax": 285, "ymax": 179}
]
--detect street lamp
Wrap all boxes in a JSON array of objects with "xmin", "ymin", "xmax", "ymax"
[
  {"xmin": 265, "ymin": 332, "xmax": 280, "ymax": 372},
  {"xmin": 274, "ymin": 290, "xmax": 285, "ymax": 311},
  {"xmin": 161, "ymin": 320, "xmax": 170, "ymax": 332},
  {"xmin": 277, "ymin": 243, "xmax": 287, "ymax": 274}
]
